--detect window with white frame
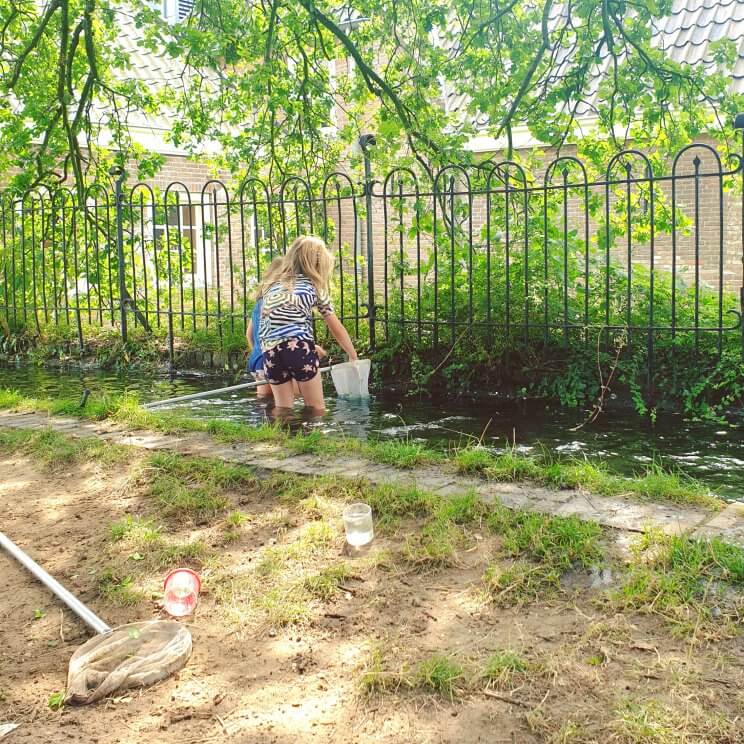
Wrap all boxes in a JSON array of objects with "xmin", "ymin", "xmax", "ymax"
[
  {"xmin": 151, "ymin": 199, "xmax": 212, "ymax": 288},
  {"xmin": 162, "ymin": 0, "xmax": 193, "ymax": 24}
]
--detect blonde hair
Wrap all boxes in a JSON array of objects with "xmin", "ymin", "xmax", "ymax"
[
  {"xmin": 273, "ymin": 236, "xmax": 334, "ymax": 296},
  {"xmin": 255, "ymin": 256, "xmax": 285, "ymax": 300}
]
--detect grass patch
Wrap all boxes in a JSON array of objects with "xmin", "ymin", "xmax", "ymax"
[
  {"xmin": 152, "ymin": 539, "xmax": 210, "ymax": 568},
  {"xmin": 365, "ymin": 483, "xmax": 437, "ymax": 529},
  {"xmin": 436, "ymin": 490, "xmax": 487, "ymax": 524},
  {"xmin": 214, "ymin": 513, "xmax": 341, "ymax": 629},
  {"xmin": 610, "ymin": 699, "xmax": 735, "ymax": 743},
  {"xmin": 484, "ymin": 560, "xmax": 562, "ymax": 605},
  {"xmin": 109, "ymin": 515, "xmax": 162, "ymax": 544},
  {"xmin": 414, "ymin": 654, "xmax": 465, "ymax": 700},
  {"xmin": 273, "ymin": 472, "xmax": 368, "ymax": 510},
  {"xmin": 225, "ymin": 510, "xmax": 250, "ymax": 528},
  {"xmin": 493, "ymin": 510, "xmax": 604, "ymax": 568},
  {"xmin": 108, "ymin": 513, "xmax": 210, "ymax": 569},
  {"xmin": 611, "ymin": 700, "xmax": 681, "ymax": 743},
  {"xmin": 223, "ymin": 510, "xmax": 250, "ymax": 542},
  {"xmin": 541, "ymin": 458, "xmax": 608, "ymax": 491},
  {"xmin": 0, "ymin": 388, "xmax": 117, "ymax": 420},
  {"xmin": 453, "ymin": 443, "xmax": 721, "ymax": 510},
  {"xmin": 255, "ymin": 547, "xmax": 289, "ymax": 577},
  {"xmin": 400, "ymin": 492, "xmax": 484, "ymax": 568},
  {"xmin": 97, "ymin": 570, "xmax": 145, "ymax": 607},
  {"xmin": 303, "ymin": 564, "xmax": 353, "ymax": 599},
  {"xmin": 0, "ymin": 389, "xmax": 24, "ymax": 409},
  {"xmin": 142, "ymin": 452, "xmax": 258, "ymax": 520},
  {"xmin": 285, "ymin": 430, "xmax": 328, "ymax": 455},
  {"xmin": 479, "ymin": 649, "xmax": 529, "ymax": 689},
  {"xmin": 404, "ymin": 517, "xmax": 464, "ymax": 568},
  {"xmin": 455, "ymin": 445, "xmax": 540, "ymax": 481},
  {"xmin": 149, "ymin": 473, "xmax": 229, "ymax": 519},
  {"xmin": 147, "ymin": 451, "xmax": 257, "ymax": 489},
  {"xmin": 359, "ymin": 647, "xmax": 467, "ymax": 699},
  {"xmin": 290, "ymin": 521, "xmax": 336, "ymax": 556},
  {"xmin": 0, "ymin": 427, "xmax": 130, "ymax": 469},
  {"xmin": 364, "ymin": 439, "xmax": 441, "ymax": 468},
  {"xmin": 453, "ymin": 446, "xmax": 496, "ymax": 474},
  {"xmin": 612, "ymin": 531, "xmax": 744, "ymax": 636},
  {"xmin": 360, "ymin": 646, "xmax": 404, "ymax": 694},
  {"xmin": 206, "ymin": 419, "xmax": 287, "ymax": 444},
  {"xmin": 607, "ymin": 463, "xmax": 721, "ymax": 510},
  {"xmin": 485, "ymin": 508, "xmax": 604, "ymax": 605},
  {"xmin": 254, "ymin": 584, "xmax": 312, "ymax": 627}
]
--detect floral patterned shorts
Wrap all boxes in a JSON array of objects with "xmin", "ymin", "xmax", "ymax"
[{"xmin": 262, "ymin": 339, "xmax": 320, "ymax": 385}]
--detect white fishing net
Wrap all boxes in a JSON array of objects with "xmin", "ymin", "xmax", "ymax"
[{"xmin": 65, "ymin": 620, "xmax": 192, "ymax": 705}]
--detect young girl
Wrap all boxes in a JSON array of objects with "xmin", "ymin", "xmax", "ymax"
[{"xmin": 258, "ymin": 235, "xmax": 358, "ymax": 414}]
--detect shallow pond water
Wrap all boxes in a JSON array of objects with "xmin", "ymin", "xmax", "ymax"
[{"xmin": 1, "ymin": 364, "xmax": 742, "ymax": 501}]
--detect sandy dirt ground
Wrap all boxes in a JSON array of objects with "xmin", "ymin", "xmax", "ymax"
[{"xmin": 1, "ymin": 447, "xmax": 743, "ymax": 744}]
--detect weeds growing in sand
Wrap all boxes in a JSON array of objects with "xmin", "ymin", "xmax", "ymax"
[{"xmin": 478, "ymin": 649, "xmax": 529, "ymax": 689}]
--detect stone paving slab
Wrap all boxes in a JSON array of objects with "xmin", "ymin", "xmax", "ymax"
[
  {"xmin": 281, "ymin": 455, "xmax": 322, "ymax": 475},
  {"xmin": 314, "ymin": 457, "xmax": 371, "ymax": 479},
  {"xmin": 0, "ymin": 414, "xmax": 48, "ymax": 429},
  {"xmin": 693, "ymin": 502, "xmax": 744, "ymax": 545},
  {"xmin": 73, "ymin": 421, "xmax": 107, "ymax": 437},
  {"xmin": 0, "ymin": 410, "xmax": 742, "ymax": 547}
]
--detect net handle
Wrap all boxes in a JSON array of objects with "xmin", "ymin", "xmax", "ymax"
[{"xmin": 0, "ymin": 531, "xmax": 111, "ymax": 635}]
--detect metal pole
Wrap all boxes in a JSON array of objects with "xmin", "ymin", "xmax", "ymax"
[
  {"xmin": 75, "ymin": 306, "xmax": 84, "ymax": 354},
  {"xmin": 168, "ymin": 308, "xmax": 175, "ymax": 376},
  {"xmin": 0, "ymin": 531, "xmax": 111, "ymax": 635},
  {"xmin": 360, "ymin": 134, "xmax": 377, "ymax": 350},
  {"xmin": 111, "ymin": 167, "xmax": 128, "ymax": 343},
  {"xmin": 143, "ymin": 366, "xmax": 334, "ymax": 409},
  {"xmin": 734, "ymin": 115, "xmax": 744, "ymax": 360}
]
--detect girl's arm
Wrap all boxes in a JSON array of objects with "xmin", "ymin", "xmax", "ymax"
[
  {"xmin": 246, "ymin": 318, "xmax": 254, "ymax": 350},
  {"xmin": 323, "ymin": 313, "xmax": 358, "ymax": 361}
]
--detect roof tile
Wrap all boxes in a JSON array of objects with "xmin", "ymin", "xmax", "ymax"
[{"xmin": 451, "ymin": 0, "xmax": 744, "ymax": 132}]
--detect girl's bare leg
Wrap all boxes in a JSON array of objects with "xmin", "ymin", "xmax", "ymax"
[
  {"xmin": 255, "ymin": 373, "xmax": 274, "ymax": 400},
  {"xmin": 270, "ymin": 380, "xmax": 295, "ymax": 412},
  {"xmin": 297, "ymin": 373, "xmax": 325, "ymax": 415}
]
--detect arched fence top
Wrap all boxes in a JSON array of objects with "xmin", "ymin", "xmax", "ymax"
[
  {"xmin": 49, "ymin": 187, "xmax": 77, "ymax": 209},
  {"xmin": 84, "ymin": 184, "xmax": 112, "ymax": 205},
  {"xmin": 129, "ymin": 183, "xmax": 157, "ymax": 205},
  {"xmin": 278, "ymin": 175, "xmax": 315, "ymax": 204},
  {"xmin": 605, "ymin": 149, "xmax": 653, "ymax": 182},
  {"xmin": 322, "ymin": 171, "xmax": 357, "ymax": 200},
  {"xmin": 163, "ymin": 182, "xmax": 196, "ymax": 205},
  {"xmin": 238, "ymin": 177, "xmax": 272, "ymax": 204},
  {"xmin": 7, "ymin": 136, "xmax": 739, "ymax": 210},
  {"xmin": 486, "ymin": 160, "xmax": 529, "ymax": 190},
  {"xmin": 382, "ymin": 167, "xmax": 421, "ymax": 196},
  {"xmin": 200, "ymin": 179, "xmax": 232, "ymax": 206},
  {"xmin": 672, "ymin": 142, "xmax": 724, "ymax": 176},
  {"xmin": 544, "ymin": 155, "xmax": 589, "ymax": 187},
  {"xmin": 433, "ymin": 163, "xmax": 473, "ymax": 195}
]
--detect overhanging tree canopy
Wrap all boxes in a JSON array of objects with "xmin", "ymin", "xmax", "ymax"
[{"xmin": 1, "ymin": 0, "xmax": 742, "ymax": 193}]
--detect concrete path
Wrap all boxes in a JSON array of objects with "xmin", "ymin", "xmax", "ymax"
[{"xmin": 1, "ymin": 409, "xmax": 743, "ymax": 547}]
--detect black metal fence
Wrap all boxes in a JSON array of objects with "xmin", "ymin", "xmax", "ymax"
[{"xmin": 1, "ymin": 140, "xmax": 743, "ymax": 377}]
